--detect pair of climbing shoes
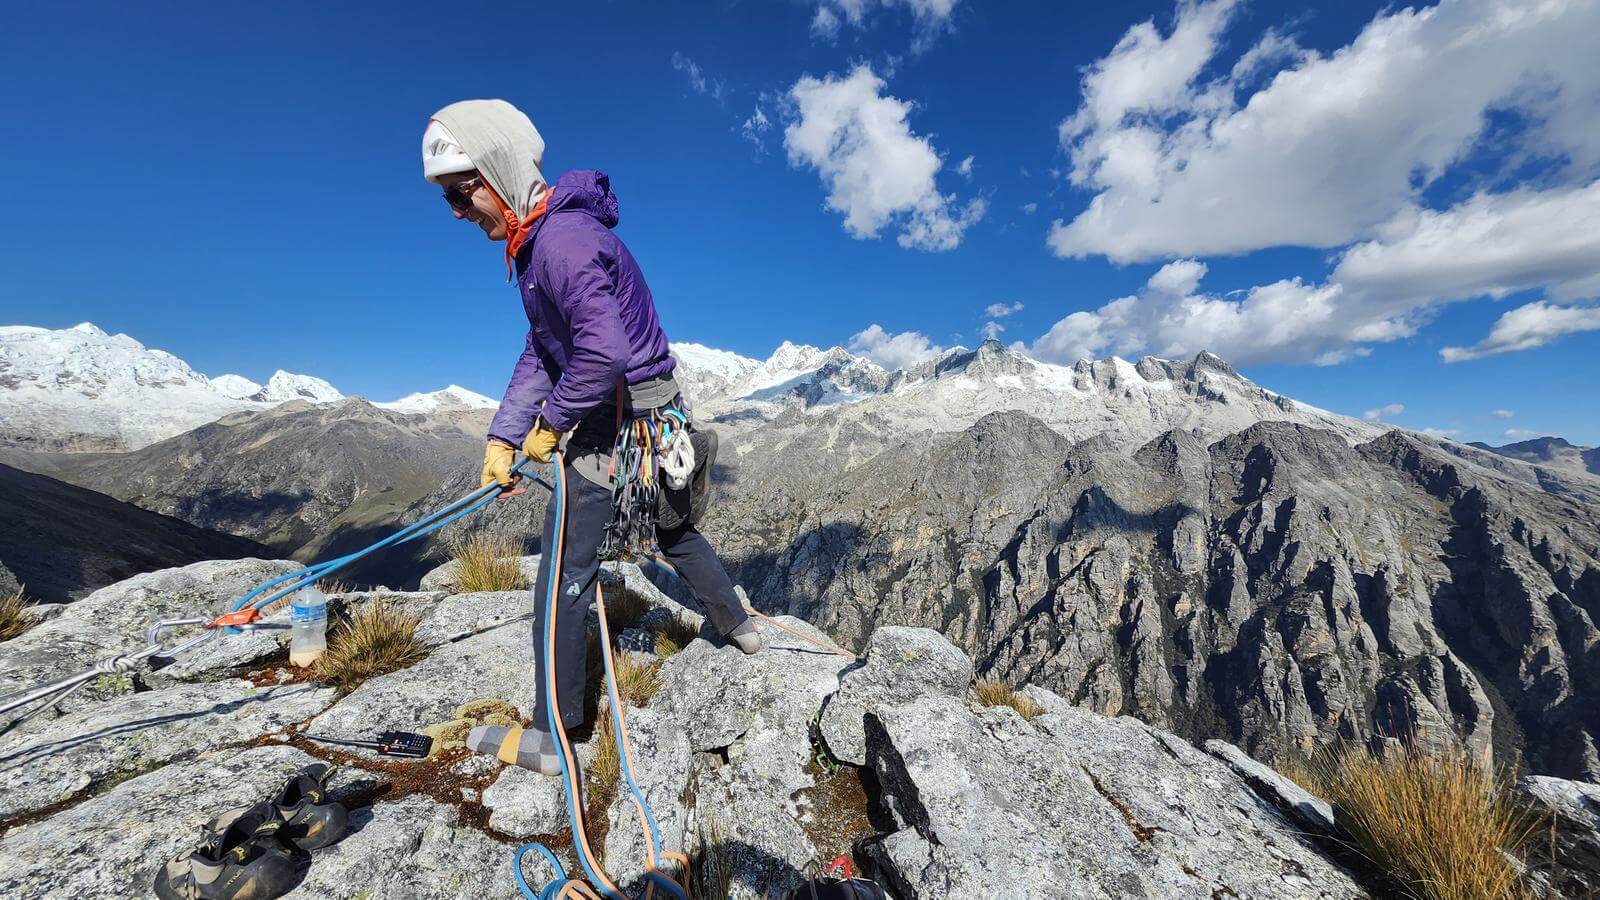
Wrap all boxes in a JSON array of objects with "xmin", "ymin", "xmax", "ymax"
[{"xmin": 153, "ymin": 763, "xmax": 350, "ymax": 900}]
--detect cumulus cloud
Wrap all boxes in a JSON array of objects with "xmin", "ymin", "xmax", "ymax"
[
  {"xmin": 1028, "ymin": 259, "xmax": 1372, "ymax": 366},
  {"xmin": 1420, "ymin": 427, "xmax": 1462, "ymax": 438},
  {"xmin": 1027, "ymin": 177, "xmax": 1600, "ymax": 366},
  {"xmin": 784, "ymin": 65, "xmax": 985, "ymax": 251},
  {"xmin": 984, "ymin": 301, "xmax": 1024, "ymax": 318},
  {"xmin": 1441, "ymin": 301, "xmax": 1600, "ymax": 361},
  {"xmin": 848, "ymin": 324, "xmax": 946, "ymax": 369},
  {"xmin": 980, "ymin": 321, "xmax": 1005, "ymax": 340},
  {"xmin": 812, "ymin": 0, "xmax": 961, "ymax": 52},
  {"xmin": 1491, "ymin": 409, "xmax": 1516, "ymax": 419},
  {"xmin": 1050, "ymin": 0, "xmax": 1600, "ymax": 263},
  {"xmin": 956, "ymin": 155, "xmax": 975, "ymax": 179},
  {"xmin": 1363, "ymin": 403, "xmax": 1405, "ymax": 422},
  {"xmin": 670, "ymin": 52, "xmax": 726, "ymax": 101}
]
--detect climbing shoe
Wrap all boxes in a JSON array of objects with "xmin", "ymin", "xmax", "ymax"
[
  {"xmin": 269, "ymin": 763, "xmax": 349, "ymax": 851},
  {"xmin": 153, "ymin": 802, "xmax": 299, "ymax": 900}
]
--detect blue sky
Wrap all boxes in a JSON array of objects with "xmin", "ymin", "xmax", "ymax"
[{"xmin": 2, "ymin": 0, "xmax": 1596, "ymax": 445}]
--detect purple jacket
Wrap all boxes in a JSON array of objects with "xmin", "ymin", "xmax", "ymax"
[{"xmin": 488, "ymin": 170, "xmax": 676, "ymax": 444}]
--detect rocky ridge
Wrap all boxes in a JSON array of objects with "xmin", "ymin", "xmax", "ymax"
[{"xmin": 17, "ymin": 557, "xmax": 1565, "ymax": 898}]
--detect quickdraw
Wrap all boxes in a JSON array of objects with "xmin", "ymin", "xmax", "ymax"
[{"xmin": 599, "ymin": 394, "xmax": 690, "ymax": 564}]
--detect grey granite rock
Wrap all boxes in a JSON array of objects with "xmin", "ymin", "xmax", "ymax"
[
  {"xmin": 0, "ymin": 745, "xmax": 320, "ymax": 898},
  {"xmin": 652, "ymin": 614, "xmax": 852, "ymax": 899},
  {"xmin": 282, "ymin": 794, "xmax": 519, "ymax": 900},
  {"xmin": 1205, "ymin": 739, "xmax": 1337, "ymax": 836},
  {"xmin": 411, "ymin": 589, "xmax": 531, "ymax": 646},
  {"xmin": 484, "ymin": 764, "xmax": 568, "ymax": 838},
  {"xmin": 306, "ymin": 612, "xmax": 534, "ymax": 749},
  {"xmin": 0, "ymin": 678, "xmax": 332, "ymax": 820},
  {"xmin": 866, "ymin": 694, "xmax": 1364, "ymax": 899},
  {"xmin": 1520, "ymin": 775, "xmax": 1600, "ymax": 897},
  {"xmin": 0, "ymin": 558, "xmax": 300, "ymax": 712},
  {"xmin": 599, "ymin": 706, "xmax": 694, "ymax": 896},
  {"xmin": 819, "ymin": 625, "xmax": 973, "ymax": 765}
]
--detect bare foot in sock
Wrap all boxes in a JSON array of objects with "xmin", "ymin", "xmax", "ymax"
[
  {"xmin": 726, "ymin": 619, "xmax": 763, "ymax": 655},
  {"xmin": 467, "ymin": 724, "xmax": 561, "ymax": 775}
]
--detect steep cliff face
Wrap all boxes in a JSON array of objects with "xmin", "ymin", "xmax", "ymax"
[{"xmin": 709, "ymin": 415, "xmax": 1600, "ymax": 779}]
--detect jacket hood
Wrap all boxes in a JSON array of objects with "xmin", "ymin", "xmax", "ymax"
[
  {"xmin": 547, "ymin": 170, "xmax": 620, "ymax": 228},
  {"xmin": 428, "ymin": 100, "xmax": 548, "ymax": 221}
]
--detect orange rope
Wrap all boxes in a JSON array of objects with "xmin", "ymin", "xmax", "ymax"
[{"xmin": 544, "ymin": 457, "xmax": 622, "ymax": 897}]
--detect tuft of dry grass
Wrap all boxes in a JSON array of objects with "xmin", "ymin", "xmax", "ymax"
[
  {"xmin": 450, "ymin": 533, "xmax": 527, "ymax": 592},
  {"xmin": 1307, "ymin": 743, "xmax": 1537, "ymax": 900},
  {"xmin": 974, "ymin": 677, "xmax": 1043, "ymax": 721},
  {"xmin": 609, "ymin": 652, "xmax": 661, "ymax": 707},
  {"xmin": 686, "ymin": 818, "xmax": 733, "ymax": 900},
  {"xmin": 312, "ymin": 600, "xmax": 427, "ymax": 689},
  {"xmin": 315, "ymin": 577, "xmax": 353, "ymax": 595},
  {"xmin": 600, "ymin": 585, "xmax": 654, "ymax": 632},
  {"xmin": 588, "ymin": 712, "xmax": 621, "ymax": 808},
  {"xmin": 652, "ymin": 617, "xmax": 701, "ymax": 659},
  {"xmin": 0, "ymin": 588, "xmax": 38, "ymax": 642}
]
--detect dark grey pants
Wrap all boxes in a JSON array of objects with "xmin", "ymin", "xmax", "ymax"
[{"xmin": 532, "ymin": 460, "xmax": 748, "ymax": 731}]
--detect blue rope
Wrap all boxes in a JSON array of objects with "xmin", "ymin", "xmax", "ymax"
[{"xmin": 221, "ymin": 460, "xmax": 535, "ymax": 631}]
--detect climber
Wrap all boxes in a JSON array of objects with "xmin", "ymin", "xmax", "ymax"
[{"xmin": 421, "ymin": 99, "xmax": 763, "ymax": 775}]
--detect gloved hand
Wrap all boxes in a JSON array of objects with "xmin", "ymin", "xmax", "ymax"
[
  {"xmin": 481, "ymin": 439, "xmax": 519, "ymax": 490},
  {"xmin": 521, "ymin": 418, "xmax": 562, "ymax": 464}
]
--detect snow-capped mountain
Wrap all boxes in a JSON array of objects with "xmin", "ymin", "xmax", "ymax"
[
  {"xmin": 377, "ymin": 385, "xmax": 498, "ymax": 414},
  {"xmin": 669, "ymin": 336, "xmax": 1378, "ymax": 450},
  {"xmin": 0, "ymin": 323, "xmax": 478, "ymax": 451}
]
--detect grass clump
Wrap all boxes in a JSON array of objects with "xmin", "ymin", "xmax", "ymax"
[
  {"xmin": 686, "ymin": 818, "xmax": 733, "ymax": 900},
  {"xmin": 312, "ymin": 600, "xmax": 427, "ymax": 690},
  {"xmin": 974, "ymin": 677, "xmax": 1043, "ymax": 721},
  {"xmin": 601, "ymin": 585, "xmax": 654, "ymax": 632},
  {"xmin": 450, "ymin": 533, "xmax": 527, "ymax": 592},
  {"xmin": 588, "ymin": 713, "xmax": 621, "ymax": 807},
  {"xmin": 610, "ymin": 652, "xmax": 661, "ymax": 707},
  {"xmin": 0, "ymin": 588, "xmax": 38, "ymax": 641},
  {"xmin": 652, "ymin": 617, "xmax": 701, "ymax": 659},
  {"xmin": 1301, "ymin": 743, "xmax": 1537, "ymax": 900}
]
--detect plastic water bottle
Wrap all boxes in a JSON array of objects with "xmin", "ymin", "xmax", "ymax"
[{"xmin": 289, "ymin": 586, "xmax": 328, "ymax": 667}]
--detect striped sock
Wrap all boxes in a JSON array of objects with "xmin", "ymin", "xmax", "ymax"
[{"xmin": 467, "ymin": 725, "xmax": 561, "ymax": 775}]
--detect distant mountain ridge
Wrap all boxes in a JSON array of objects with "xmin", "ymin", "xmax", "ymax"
[
  {"xmin": 0, "ymin": 462, "xmax": 272, "ymax": 602},
  {"xmin": 1470, "ymin": 435, "xmax": 1600, "ymax": 477},
  {"xmin": 0, "ymin": 323, "xmax": 498, "ymax": 451}
]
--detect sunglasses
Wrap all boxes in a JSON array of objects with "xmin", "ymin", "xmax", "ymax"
[{"xmin": 442, "ymin": 176, "xmax": 485, "ymax": 212}]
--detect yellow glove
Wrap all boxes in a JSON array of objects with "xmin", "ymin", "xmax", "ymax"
[
  {"xmin": 521, "ymin": 418, "xmax": 563, "ymax": 464},
  {"xmin": 481, "ymin": 440, "xmax": 518, "ymax": 490}
]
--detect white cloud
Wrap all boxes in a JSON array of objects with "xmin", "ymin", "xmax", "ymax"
[
  {"xmin": 1420, "ymin": 427, "xmax": 1461, "ymax": 438},
  {"xmin": 1050, "ymin": 0, "xmax": 1600, "ymax": 263},
  {"xmin": 1027, "ymin": 178, "xmax": 1600, "ymax": 366},
  {"xmin": 1441, "ymin": 301, "xmax": 1600, "ymax": 361},
  {"xmin": 980, "ymin": 320, "xmax": 1005, "ymax": 340},
  {"xmin": 1491, "ymin": 409, "xmax": 1516, "ymax": 419},
  {"xmin": 1505, "ymin": 428, "xmax": 1547, "ymax": 440},
  {"xmin": 670, "ymin": 52, "xmax": 726, "ymax": 101},
  {"xmin": 784, "ymin": 65, "xmax": 985, "ymax": 251},
  {"xmin": 741, "ymin": 105, "xmax": 772, "ymax": 152},
  {"xmin": 956, "ymin": 155, "xmax": 975, "ymax": 179},
  {"xmin": 1028, "ymin": 259, "xmax": 1366, "ymax": 366},
  {"xmin": 848, "ymin": 324, "xmax": 945, "ymax": 369},
  {"xmin": 984, "ymin": 301, "xmax": 1023, "ymax": 318},
  {"xmin": 1021, "ymin": 202, "xmax": 1038, "ymax": 215},
  {"xmin": 812, "ymin": 0, "xmax": 961, "ymax": 52},
  {"xmin": 1364, "ymin": 403, "xmax": 1406, "ymax": 422}
]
